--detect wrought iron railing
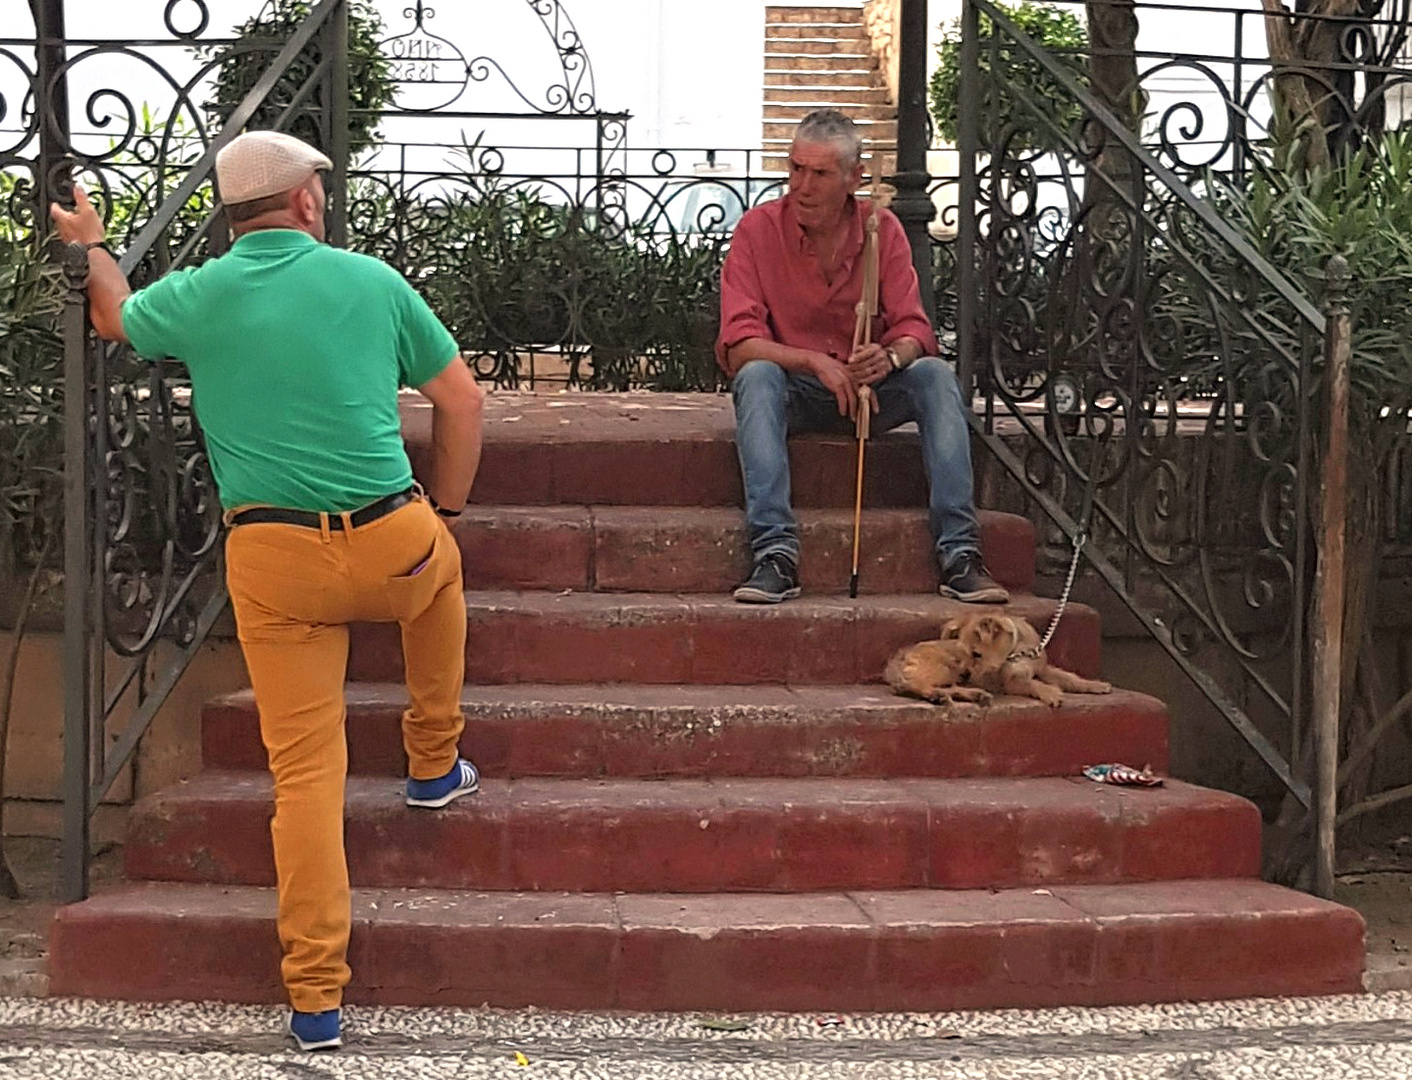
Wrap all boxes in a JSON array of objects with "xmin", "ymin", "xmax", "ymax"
[
  {"xmin": 34, "ymin": 0, "xmax": 354, "ymax": 902},
  {"xmin": 14, "ymin": 0, "xmax": 1410, "ymax": 898},
  {"xmin": 930, "ymin": 0, "xmax": 1412, "ymax": 366},
  {"xmin": 950, "ymin": 0, "xmax": 1412, "ymax": 885},
  {"xmin": 346, "ymin": 144, "xmax": 785, "ymax": 388}
]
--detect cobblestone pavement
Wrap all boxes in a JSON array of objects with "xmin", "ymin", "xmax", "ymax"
[{"xmin": 3, "ymin": 992, "xmax": 1412, "ymax": 1078}]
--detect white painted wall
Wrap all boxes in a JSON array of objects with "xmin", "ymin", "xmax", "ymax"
[{"xmin": 2, "ymin": 0, "xmax": 769, "ymax": 149}]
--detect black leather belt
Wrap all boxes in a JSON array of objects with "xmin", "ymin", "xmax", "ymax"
[{"xmin": 228, "ymin": 488, "xmax": 416, "ymax": 530}]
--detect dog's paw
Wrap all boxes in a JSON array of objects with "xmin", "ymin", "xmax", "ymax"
[
  {"xmin": 1091, "ymin": 681, "xmax": 1113, "ymax": 695},
  {"xmin": 1037, "ymin": 686, "xmax": 1064, "ymax": 708}
]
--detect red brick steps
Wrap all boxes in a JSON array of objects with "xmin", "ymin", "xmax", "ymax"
[
  {"xmin": 202, "ymin": 684, "xmax": 1172, "ymax": 779},
  {"xmin": 346, "ymin": 591, "xmax": 1103, "ymax": 685},
  {"xmin": 450, "ymin": 506, "xmax": 1036, "ymax": 595},
  {"xmin": 49, "ymin": 880, "xmax": 1364, "ymax": 1010},
  {"xmin": 47, "ymin": 392, "xmax": 1367, "ymax": 1010},
  {"xmin": 402, "ymin": 399, "xmax": 938, "ymax": 509},
  {"xmin": 123, "ymin": 773, "xmax": 1259, "ymax": 893}
]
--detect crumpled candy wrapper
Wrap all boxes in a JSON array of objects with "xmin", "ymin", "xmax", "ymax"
[{"xmin": 1083, "ymin": 763, "xmax": 1163, "ymax": 787}]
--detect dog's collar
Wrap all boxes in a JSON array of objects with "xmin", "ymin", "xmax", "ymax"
[{"xmin": 1004, "ymin": 619, "xmax": 1042, "ymax": 662}]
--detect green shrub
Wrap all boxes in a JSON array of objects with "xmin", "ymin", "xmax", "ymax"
[
  {"xmin": 1220, "ymin": 132, "xmax": 1412, "ymax": 408},
  {"xmin": 195, "ymin": 0, "xmax": 395, "ymax": 158},
  {"xmin": 353, "ymin": 176, "xmax": 728, "ymax": 391},
  {"xmin": 0, "ymin": 237, "xmax": 64, "ymax": 575},
  {"xmin": 930, "ymin": 0, "xmax": 1088, "ymax": 154}
]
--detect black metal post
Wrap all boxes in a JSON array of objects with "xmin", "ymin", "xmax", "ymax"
[
  {"xmin": 32, "ymin": 0, "xmax": 71, "ymax": 235},
  {"xmin": 60, "ymin": 242, "xmax": 92, "ymax": 904},
  {"xmin": 891, "ymin": 0, "xmax": 936, "ymax": 324},
  {"xmin": 956, "ymin": 0, "xmax": 978, "ymax": 404},
  {"xmin": 325, "ymin": 0, "xmax": 350, "ymax": 247}
]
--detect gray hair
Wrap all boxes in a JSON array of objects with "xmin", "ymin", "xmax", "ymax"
[{"xmin": 791, "ymin": 109, "xmax": 863, "ymax": 170}]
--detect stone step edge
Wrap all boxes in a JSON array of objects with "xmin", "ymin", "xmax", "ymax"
[
  {"xmin": 202, "ymin": 684, "xmax": 1171, "ymax": 780},
  {"xmin": 48, "ymin": 880, "xmax": 1366, "ymax": 1010},
  {"xmin": 447, "ymin": 505, "xmax": 1037, "ymax": 595},
  {"xmin": 124, "ymin": 773, "xmax": 1261, "ymax": 892},
  {"xmin": 205, "ymin": 682, "xmax": 1166, "ymax": 718},
  {"xmin": 346, "ymin": 590, "xmax": 1105, "ymax": 687}
]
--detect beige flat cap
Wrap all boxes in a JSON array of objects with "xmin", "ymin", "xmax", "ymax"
[{"xmin": 216, "ymin": 130, "xmax": 333, "ymax": 205}]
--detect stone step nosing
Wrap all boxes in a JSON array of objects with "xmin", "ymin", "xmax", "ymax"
[
  {"xmin": 442, "ymin": 506, "xmax": 1036, "ymax": 596},
  {"xmin": 764, "ymin": 52, "xmax": 873, "ymax": 59},
  {"xmin": 48, "ymin": 879, "xmax": 1367, "ymax": 1010},
  {"xmin": 765, "ymin": 29, "xmax": 870, "ymax": 36},
  {"xmin": 766, "ymin": 8, "xmax": 868, "ymax": 17},
  {"xmin": 202, "ymin": 684, "xmax": 1171, "ymax": 781},
  {"xmin": 344, "ymin": 591, "xmax": 1105, "ymax": 687},
  {"xmin": 764, "ymin": 87, "xmax": 891, "ymax": 95},
  {"xmin": 765, "ymin": 76, "xmax": 880, "ymax": 87},
  {"xmin": 123, "ymin": 773, "xmax": 1263, "ymax": 893}
]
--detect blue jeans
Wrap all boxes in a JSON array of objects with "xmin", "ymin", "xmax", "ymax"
[{"xmin": 731, "ymin": 357, "xmax": 981, "ymax": 571}]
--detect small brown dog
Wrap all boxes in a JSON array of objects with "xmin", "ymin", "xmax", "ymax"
[
  {"xmin": 948, "ymin": 613, "xmax": 1112, "ymax": 707},
  {"xmin": 884, "ymin": 636, "xmax": 993, "ymax": 706}
]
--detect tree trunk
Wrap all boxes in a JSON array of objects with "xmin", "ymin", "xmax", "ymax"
[
  {"xmin": 1260, "ymin": 0, "xmax": 1373, "ymax": 170},
  {"xmin": 1084, "ymin": 0, "xmax": 1140, "ymax": 207}
]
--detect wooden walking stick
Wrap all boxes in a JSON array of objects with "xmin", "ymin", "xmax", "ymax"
[{"xmin": 848, "ymin": 169, "xmax": 883, "ymax": 599}]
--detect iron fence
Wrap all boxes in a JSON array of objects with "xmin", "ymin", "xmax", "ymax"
[
  {"xmin": 345, "ymin": 143, "xmax": 786, "ymax": 388},
  {"xmin": 959, "ymin": 0, "xmax": 1324, "ymax": 799},
  {"xmin": 23, "ymin": 0, "xmax": 355, "ymax": 901},
  {"xmin": 10, "ymin": 0, "xmax": 1412, "ymax": 898},
  {"xmin": 949, "ymin": 0, "xmax": 1412, "ymax": 887}
]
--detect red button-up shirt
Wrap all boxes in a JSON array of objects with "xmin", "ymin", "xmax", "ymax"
[{"xmin": 715, "ymin": 192, "xmax": 938, "ymax": 374}]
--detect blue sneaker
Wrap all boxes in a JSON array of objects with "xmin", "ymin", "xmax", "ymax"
[
  {"xmin": 406, "ymin": 757, "xmax": 480, "ymax": 808},
  {"xmin": 288, "ymin": 1007, "xmax": 341, "ymax": 1051}
]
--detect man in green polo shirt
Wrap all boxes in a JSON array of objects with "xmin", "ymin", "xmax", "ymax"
[{"xmin": 51, "ymin": 130, "xmax": 485, "ymax": 1052}]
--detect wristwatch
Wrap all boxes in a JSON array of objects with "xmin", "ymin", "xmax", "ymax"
[
  {"xmin": 886, "ymin": 346, "xmax": 906, "ymax": 371},
  {"xmin": 428, "ymin": 495, "xmax": 463, "ymax": 519}
]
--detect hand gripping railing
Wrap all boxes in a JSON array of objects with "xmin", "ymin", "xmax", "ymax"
[{"xmin": 59, "ymin": 0, "xmax": 351, "ymax": 902}]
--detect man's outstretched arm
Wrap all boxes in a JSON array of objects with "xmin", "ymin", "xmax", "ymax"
[{"xmin": 50, "ymin": 184, "xmax": 131, "ymax": 343}]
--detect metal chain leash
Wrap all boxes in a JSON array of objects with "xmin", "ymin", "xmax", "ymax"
[
  {"xmin": 1034, "ymin": 530, "xmax": 1086, "ymax": 653},
  {"xmin": 1009, "ymin": 428, "xmax": 1109, "ymax": 661}
]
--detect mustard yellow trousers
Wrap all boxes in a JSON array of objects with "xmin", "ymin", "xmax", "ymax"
[{"xmin": 224, "ymin": 496, "xmax": 466, "ymax": 1013}]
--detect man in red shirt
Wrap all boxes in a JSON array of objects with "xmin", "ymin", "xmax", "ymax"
[{"xmin": 716, "ymin": 109, "xmax": 1007, "ymax": 604}]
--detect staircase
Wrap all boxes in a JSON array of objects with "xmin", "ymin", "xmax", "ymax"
[
  {"xmin": 49, "ymin": 392, "xmax": 1364, "ymax": 1010},
  {"xmin": 764, "ymin": 5, "xmax": 897, "ymax": 172}
]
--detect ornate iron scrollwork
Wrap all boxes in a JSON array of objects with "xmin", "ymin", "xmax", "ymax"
[
  {"xmin": 379, "ymin": 0, "xmax": 600, "ymax": 116},
  {"xmin": 380, "ymin": 1, "xmax": 469, "ymax": 112},
  {"xmin": 949, "ymin": 0, "xmax": 1367, "ymax": 799}
]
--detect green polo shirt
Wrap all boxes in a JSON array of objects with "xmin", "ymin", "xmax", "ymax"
[{"xmin": 121, "ymin": 229, "xmax": 458, "ymax": 512}]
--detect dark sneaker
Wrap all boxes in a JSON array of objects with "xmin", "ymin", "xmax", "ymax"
[
  {"xmin": 939, "ymin": 552, "xmax": 1009, "ymax": 604},
  {"xmin": 406, "ymin": 758, "xmax": 480, "ymax": 808},
  {"xmin": 288, "ymin": 1008, "xmax": 341, "ymax": 1051},
  {"xmin": 733, "ymin": 553, "xmax": 801, "ymax": 604}
]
